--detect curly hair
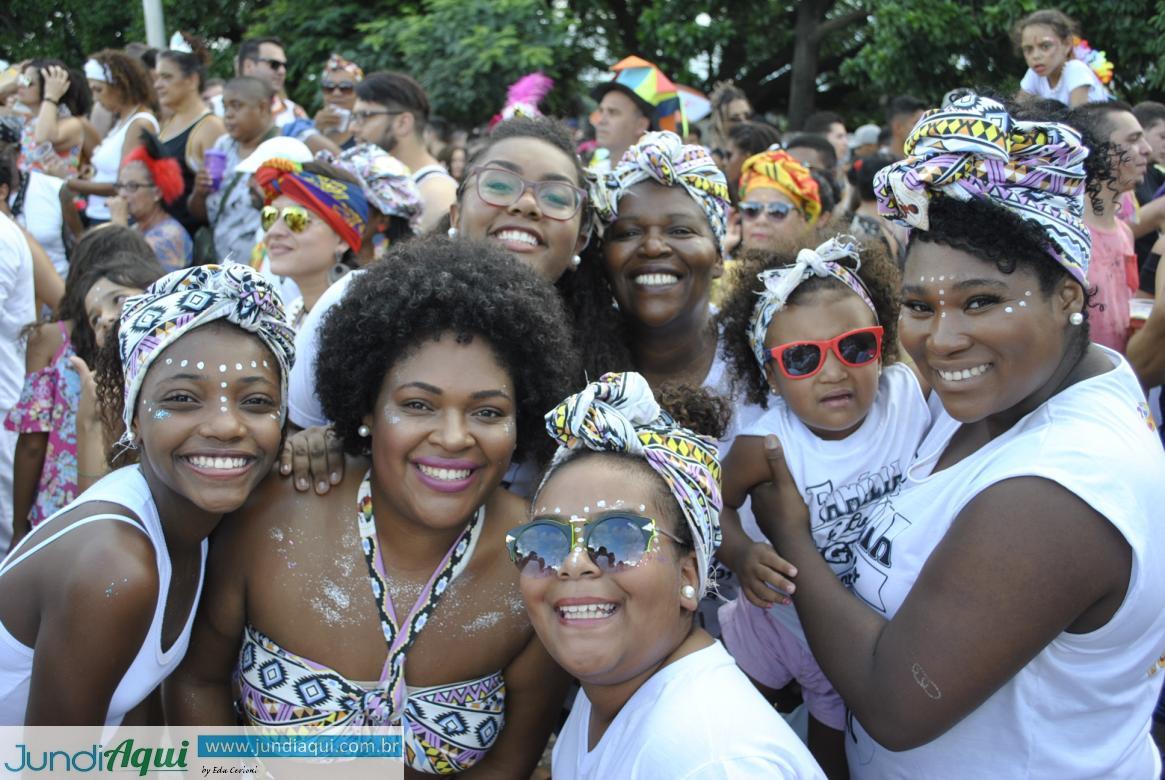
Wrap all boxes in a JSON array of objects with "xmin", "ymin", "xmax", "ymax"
[
  {"xmin": 315, "ymin": 235, "xmax": 580, "ymax": 464},
  {"xmin": 461, "ymin": 116, "xmax": 632, "ymax": 380},
  {"xmin": 910, "ymin": 196, "xmax": 1092, "ymax": 355},
  {"xmin": 1067, "ymin": 101, "xmax": 1132, "ymax": 215},
  {"xmin": 92, "ymin": 49, "xmax": 157, "ymax": 111},
  {"xmin": 718, "ymin": 235, "xmax": 902, "ymax": 409}
]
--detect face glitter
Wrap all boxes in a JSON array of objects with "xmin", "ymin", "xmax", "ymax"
[{"xmin": 152, "ymin": 409, "xmax": 171, "ymax": 421}]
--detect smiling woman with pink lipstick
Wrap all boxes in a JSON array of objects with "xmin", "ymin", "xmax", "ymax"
[
  {"xmin": 513, "ymin": 372, "xmax": 823, "ymax": 778},
  {"xmin": 0, "ymin": 264, "xmax": 294, "ymax": 725},
  {"xmin": 168, "ymin": 236, "xmax": 580, "ymax": 776},
  {"xmin": 754, "ymin": 95, "xmax": 1165, "ymax": 777}
]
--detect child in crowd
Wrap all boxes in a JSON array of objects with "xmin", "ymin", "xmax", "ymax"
[
  {"xmin": 714, "ymin": 236, "xmax": 931, "ymax": 776},
  {"xmin": 1015, "ymin": 9, "xmax": 1111, "ymax": 107},
  {"xmin": 4, "ymin": 226, "xmax": 163, "ymax": 549}
]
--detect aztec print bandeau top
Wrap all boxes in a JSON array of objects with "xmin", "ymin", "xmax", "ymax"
[{"xmin": 236, "ymin": 475, "xmax": 505, "ymax": 774}]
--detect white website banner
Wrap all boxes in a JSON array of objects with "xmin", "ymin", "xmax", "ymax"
[{"xmin": 0, "ymin": 726, "xmax": 405, "ymax": 779}]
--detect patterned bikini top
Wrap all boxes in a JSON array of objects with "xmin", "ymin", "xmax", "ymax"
[{"xmin": 237, "ymin": 471, "xmax": 506, "ymax": 774}]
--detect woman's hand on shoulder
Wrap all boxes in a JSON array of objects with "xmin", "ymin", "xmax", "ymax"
[{"xmin": 278, "ymin": 424, "xmax": 344, "ymax": 493}]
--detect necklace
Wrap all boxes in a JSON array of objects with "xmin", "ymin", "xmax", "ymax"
[{"xmin": 355, "ymin": 469, "xmax": 485, "ymax": 723}]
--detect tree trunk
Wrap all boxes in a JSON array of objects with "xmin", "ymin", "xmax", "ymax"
[{"xmin": 788, "ymin": 0, "xmax": 823, "ymax": 130}]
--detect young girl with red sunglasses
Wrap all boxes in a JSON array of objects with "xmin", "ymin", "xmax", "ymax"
[{"xmin": 713, "ymin": 235, "xmax": 931, "ymax": 776}]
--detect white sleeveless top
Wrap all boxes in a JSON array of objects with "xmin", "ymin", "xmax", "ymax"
[
  {"xmin": 847, "ymin": 348, "xmax": 1165, "ymax": 779},
  {"xmin": 742, "ymin": 363, "xmax": 931, "ymax": 643},
  {"xmin": 86, "ymin": 111, "xmax": 158, "ymax": 220},
  {"xmin": 0, "ymin": 466, "xmax": 206, "ymax": 726}
]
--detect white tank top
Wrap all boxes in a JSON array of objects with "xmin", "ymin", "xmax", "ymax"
[
  {"xmin": 12, "ymin": 171, "xmax": 68, "ymax": 278},
  {"xmin": 847, "ymin": 348, "xmax": 1165, "ymax": 779},
  {"xmin": 0, "ymin": 465, "xmax": 206, "ymax": 726},
  {"xmin": 742, "ymin": 362, "xmax": 931, "ymax": 642},
  {"xmin": 86, "ymin": 111, "xmax": 158, "ymax": 220}
]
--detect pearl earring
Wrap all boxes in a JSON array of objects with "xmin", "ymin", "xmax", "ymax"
[
  {"xmin": 447, "ymin": 227, "xmax": 459, "ymax": 238},
  {"xmin": 357, "ymin": 424, "xmax": 371, "ymax": 437},
  {"xmin": 571, "ymin": 254, "xmax": 581, "ymax": 269},
  {"xmin": 681, "ymin": 585, "xmax": 697, "ymax": 600},
  {"xmin": 1069, "ymin": 312, "xmax": 1084, "ymax": 326}
]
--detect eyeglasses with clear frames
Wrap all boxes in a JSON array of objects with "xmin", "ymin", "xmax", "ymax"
[{"xmin": 464, "ymin": 166, "xmax": 586, "ymax": 221}]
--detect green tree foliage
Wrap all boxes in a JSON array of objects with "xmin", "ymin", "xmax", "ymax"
[
  {"xmin": 5, "ymin": 0, "xmax": 1162, "ymax": 128},
  {"xmin": 841, "ymin": 0, "xmax": 1165, "ymax": 112},
  {"xmin": 360, "ymin": 0, "xmax": 592, "ymax": 127}
]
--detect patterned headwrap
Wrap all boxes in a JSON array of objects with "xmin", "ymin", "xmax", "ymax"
[
  {"xmin": 874, "ymin": 92, "xmax": 1091, "ymax": 285},
  {"xmin": 324, "ymin": 54, "xmax": 363, "ymax": 82},
  {"xmin": 544, "ymin": 372, "xmax": 722, "ymax": 595},
  {"xmin": 591, "ymin": 131, "xmax": 729, "ymax": 245},
  {"xmin": 117, "ymin": 264, "xmax": 296, "ymax": 447},
  {"xmin": 738, "ymin": 150, "xmax": 823, "ymax": 225},
  {"xmin": 748, "ymin": 236, "xmax": 877, "ymax": 369},
  {"xmin": 316, "ymin": 143, "xmax": 423, "ymax": 233},
  {"xmin": 254, "ymin": 158, "xmax": 369, "ymax": 254}
]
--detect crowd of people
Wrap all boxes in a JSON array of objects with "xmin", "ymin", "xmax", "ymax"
[{"xmin": 0, "ymin": 6, "xmax": 1163, "ymax": 778}]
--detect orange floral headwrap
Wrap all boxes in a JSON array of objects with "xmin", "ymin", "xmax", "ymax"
[{"xmin": 738, "ymin": 150, "xmax": 822, "ymax": 224}]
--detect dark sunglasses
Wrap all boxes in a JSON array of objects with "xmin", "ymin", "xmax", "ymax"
[
  {"xmin": 465, "ymin": 166, "xmax": 586, "ymax": 221},
  {"xmin": 256, "ymin": 57, "xmax": 288, "ymax": 71},
  {"xmin": 321, "ymin": 80, "xmax": 355, "ymax": 93},
  {"xmin": 768, "ymin": 325, "xmax": 884, "ymax": 379},
  {"xmin": 505, "ymin": 514, "xmax": 685, "ymax": 578},
  {"xmin": 739, "ymin": 201, "xmax": 796, "ymax": 221},
  {"xmin": 260, "ymin": 205, "xmax": 313, "ymax": 232}
]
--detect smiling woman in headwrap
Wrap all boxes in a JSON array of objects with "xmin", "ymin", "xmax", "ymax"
[
  {"xmin": 254, "ymin": 156, "xmax": 368, "ymax": 329},
  {"xmin": 753, "ymin": 92, "xmax": 1165, "ymax": 778},
  {"xmin": 514, "ymin": 371, "xmax": 825, "ymax": 779},
  {"xmin": 0, "ymin": 263, "xmax": 293, "ymax": 726},
  {"xmin": 736, "ymin": 149, "xmax": 822, "ymax": 254}
]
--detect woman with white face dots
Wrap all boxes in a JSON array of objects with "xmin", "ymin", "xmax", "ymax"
[
  {"xmin": 512, "ymin": 372, "xmax": 824, "ymax": 779},
  {"xmin": 755, "ymin": 94, "xmax": 1165, "ymax": 778}
]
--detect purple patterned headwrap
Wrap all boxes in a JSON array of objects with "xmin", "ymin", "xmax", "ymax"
[
  {"xmin": 591, "ymin": 131, "xmax": 729, "ymax": 246},
  {"xmin": 317, "ymin": 143, "xmax": 423, "ymax": 233},
  {"xmin": 874, "ymin": 93, "xmax": 1091, "ymax": 286},
  {"xmin": 117, "ymin": 265, "xmax": 296, "ymax": 447}
]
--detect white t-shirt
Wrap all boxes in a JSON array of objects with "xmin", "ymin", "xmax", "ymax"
[
  {"xmin": 847, "ymin": 348, "xmax": 1165, "ymax": 779},
  {"xmin": 0, "ymin": 214, "xmax": 35, "ymax": 547},
  {"xmin": 742, "ymin": 362, "xmax": 931, "ymax": 643},
  {"xmin": 10, "ymin": 170, "xmax": 68, "ymax": 278},
  {"xmin": 86, "ymin": 111, "xmax": 159, "ymax": 220},
  {"xmin": 288, "ymin": 270, "xmax": 358, "ymax": 429},
  {"xmin": 1020, "ymin": 59, "xmax": 1111, "ymax": 106},
  {"xmin": 553, "ymin": 641, "xmax": 825, "ymax": 779}
]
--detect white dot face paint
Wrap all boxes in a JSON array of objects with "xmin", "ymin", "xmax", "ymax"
[
  {"xmin": 220, "ymin": 396, "xmax": 228, "ymax": 403},
  {"xmin": 596, "ymin": 500, "xmax": 607, "ymax": 508},
  {"xmin": 251, "ymin": 361, "xmax": 257, "ymax": 368},
  {"xmin": 219, "ymin": 364, "xmax": 227, "ymax": 373},
  {"xmin": 180, "ymin": 360, "xmax": 188, "ymax": 368},
  {"xmin": 196, "ymin": 361, "xmax": 205, "ymax": 370},
  {"xmin": 1025, "ymin": 290, "xmax": 1032, "ymax": 297},
  {"xmin": 941, "ymin": 312, "xmax": 947, "ymax": 318},
  {"xmin": 165, "ymin": 358, "xmax": 172, "ymax": 365},
  {"xmin": 221, "ymin": 382, "xmax": 228, "ymax": 388},
  {"xmin": 235, "ymin": 363, "xmax": 242, "ymax": 371},
  {"xmin": 1019, "ymin": 301, "xmax": 1027, "ymax": 307},
  {"xmin": 1005, "ymin": 306, "xmax": 1014, "ymax": 313}
]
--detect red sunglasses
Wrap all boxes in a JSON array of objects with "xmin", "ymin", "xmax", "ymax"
[{"xmin": 767, "ymin": 326, "xmax": 884, "ymax": 379}]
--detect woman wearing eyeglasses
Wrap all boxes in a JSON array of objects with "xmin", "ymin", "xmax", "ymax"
[
  {"xmin": 313, "ymin": 54, "xmax": 363, "ymax": 151},
  {"xmin": 735, "ymin": 150, "xmax": 823, "ymax": 255},
  {"xmin": 253, "ymin": 158, "xmax": 368, "ymax": 330},
  {"xmin": 512, "ymin": 372, "xmax": 824, "ymax": 778},
  {"xmin": 108, "ymin": 133, "xmax": 193, "ymax": 272},
  {"xmin": 168, "ymin": 237, "xmax": 578, "ymax": 777}
]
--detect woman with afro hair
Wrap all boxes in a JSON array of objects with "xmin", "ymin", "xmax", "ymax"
[
  {"xmin": 108, "ymin": 132, "xmax": 192, "ymax": 271},
  {"xmin": 168, "ymin": 235, "xmax": 579, "ymax": 776},
  {"xmin": 754, "ymin": 93, "xmax": 1165, "ymax": 777}
]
